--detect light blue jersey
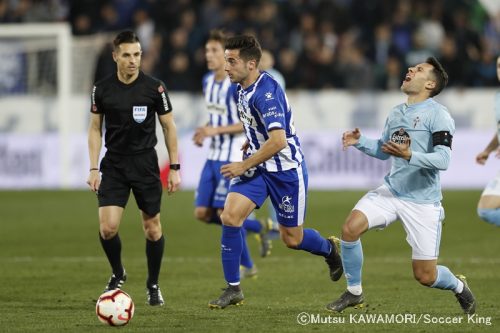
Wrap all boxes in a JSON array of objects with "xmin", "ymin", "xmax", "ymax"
[
  {"xmin": 235, "ymin": 72, "xmax": 304, "ymax": 172},
  {"xmin": 354, "ymin": 98, "xmax": 455, "ymax": 204},
  {"xmin": 495, "ymin": 91, "xmax": 500, "ymax": 142}
]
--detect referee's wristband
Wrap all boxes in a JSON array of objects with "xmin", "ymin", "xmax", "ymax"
[{"xmin": 169, "ymin": 164, "xmax": 181, "ymax": 170}]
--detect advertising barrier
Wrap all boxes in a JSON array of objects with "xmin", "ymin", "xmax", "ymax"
[{"xmin": 0, "ymin": 130, "xmax": 496, "ymax": 190}]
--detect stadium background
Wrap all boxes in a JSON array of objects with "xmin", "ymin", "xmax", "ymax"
[{"xmin": 0, "ymin": 0, "xmax": 499, "ymax": 332}]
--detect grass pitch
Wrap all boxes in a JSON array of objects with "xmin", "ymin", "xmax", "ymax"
[{"xmin": 0, "ymin": 190, "xmax": 498, "ymax": 332}]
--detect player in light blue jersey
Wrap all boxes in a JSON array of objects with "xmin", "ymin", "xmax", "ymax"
[
  {"xmin": 192, "ymin": 31, "xmax": 275, "ymax": 279},
  {"xmin": 476, "ymin": 56, "xmax": 500, "ymax": 227},
  {"xmin": 327, "ymin": 57, "xmax": 475, "ymax": 314},
  {"xmin": 208, "ymin": 35, "xmax": 342, "ymax": 309}
]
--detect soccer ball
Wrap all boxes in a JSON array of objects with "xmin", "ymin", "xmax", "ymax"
[{"xmin": 95, "ymin": 290, "xmax": 135, "ymax": 326}]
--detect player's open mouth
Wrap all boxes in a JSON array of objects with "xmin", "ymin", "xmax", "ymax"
[{"xmin": 404, "ymin": 74, "xmax": 412, "ymax": 82}]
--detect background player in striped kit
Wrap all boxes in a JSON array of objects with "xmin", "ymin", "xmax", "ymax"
[
  {"xmin": 476, "ymin": 55, "xmax": 500, "ymax": 227},
  {"xmin": 208, "ymin": 35, "xmax": 342, "ymax": 309},
  {"xmin": 192, "ymin": 30, "xmax": 274, "ymax": 279}
]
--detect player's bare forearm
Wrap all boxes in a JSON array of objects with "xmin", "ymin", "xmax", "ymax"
[
  {"xmin": 221, "ymin": 130, "xmax": 286, "ymax": 179},
  {"xmin": 195, "ymin": 123, "xmax": 242, "ymax": 140},
  {"xmin": 484, "ymin": 133, "xmax": 499, "ymax": 154},
  {"xmin": 476, "ymin": 134, "xmax": 498, "ymax": 165},
  {"xmin": 241, "ymin": 129, "xmax": 286, "ymax": 170},
  {"xmin": 216, "ymin": 122, "xmax": 244, "ymax": 135}
]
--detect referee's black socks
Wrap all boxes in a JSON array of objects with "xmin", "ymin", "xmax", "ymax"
[
  {"xmin": 99, "ymin": 233, "xmax": 125, "ymax": 277},
  {"xmin": 146, "ymin": 235, "xmax": 165, "ymax": 287}
]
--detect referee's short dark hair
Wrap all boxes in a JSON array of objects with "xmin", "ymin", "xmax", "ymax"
[
  {"xmin": 225, "ymin": 35, "xmax": 262, "ymax": 65},
  {"xmin": 113, "ymin": 31, "xmax": 140, "ymax": 51},
  {"xmin": 426, "ymin": 56, "xmax": 448, "ymax": 97}
]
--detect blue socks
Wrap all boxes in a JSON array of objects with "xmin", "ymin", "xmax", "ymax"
[
  {"xmin": 296, "ymin": 229, "xmax": 332, "ymax": 256},
  {"xmin": 430, "ymin": 265, "xmax": 459, "ymax": 290},
  {"xmin": 341, "ymin": 239, "xmax": 363, "ymax": 288},
  {"xmin": 477, "ymin": 208, "xmax": 500, "ymax": 226},
  {"xmin": 242, "ymin": 218, "xmax": 262, "ymax": 233},
  {"xmin": 239, "ymin": 228, "xmax": 253, "ymax": 269},
  {"xmin": 221, "ymin": 225, "xmax": 243, "ymax": 284}
]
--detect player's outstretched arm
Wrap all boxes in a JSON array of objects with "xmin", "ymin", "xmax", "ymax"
[
  {"xmin": 159, "ymin": 113, "xmax": 181, "ymax": 194},
  {"xmin": 476, "ymin": 133, "xmax": 499, "ymax": 165},
  {"xmin": 193, "ymin": 123, "xmax": 244, "ymax": 147},
  {"xmin": 87, "ymin": 113, "xmax": 103, "ymax": 192},
  {"xmin": 342, "ymin": 128, "xmax": 361, "ymax": 150}
]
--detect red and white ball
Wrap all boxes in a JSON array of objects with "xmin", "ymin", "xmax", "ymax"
[{"xmin": 95, "ymin": 290, "xmax": 134, "ymax": 326}]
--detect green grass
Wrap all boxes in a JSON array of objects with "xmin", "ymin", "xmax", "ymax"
[{"xmin": 0, "ymin": 190, "xmax": 499, "ymax": 332}]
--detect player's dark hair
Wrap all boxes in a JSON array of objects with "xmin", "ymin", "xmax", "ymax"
[
  {"xmin": 426, "ymin": 56, "xmax": 448, "ymax": 97},
  {"xmin": 113, "ymin": 31, "xmax": 140, "ymax": 51},
  {"xmin": 225, "ymin": 35, "xmax": 262, "ymax": 65},
  {"xmin": 207, "ymin": 29, "xmax": 226, "ymax": 45}
]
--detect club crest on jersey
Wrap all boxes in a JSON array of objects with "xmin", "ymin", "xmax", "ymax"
[
  {"xmin": 279, "ymin": 195, "xmax": 295, "ymax": 213},
  {"xmin": 391, "ymin": 128, "xmax": 410, "ymax": 144},
  {"xmin": 132, "ymin": 106, "xmax": 147, "ymax": 123},
  {"xmin": 413, "ymin": 116, "xmax": 420, "ymax": 128}
]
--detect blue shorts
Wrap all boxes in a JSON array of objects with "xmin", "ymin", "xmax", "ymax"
[
  {"xmin": 195, "ymin": 160, "xmax": 230, "ymax": 209},
  {"xmin": 229, "ymin": 162, "xmax": 308, "ymax": 228}
]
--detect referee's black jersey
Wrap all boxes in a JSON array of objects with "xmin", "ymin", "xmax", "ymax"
[{"xmin": 90, "ymin": 71, "xmax": 172, "ymax": 155}]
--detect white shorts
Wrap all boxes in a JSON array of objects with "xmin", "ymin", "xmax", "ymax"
[
  {"xmin": 353, "ymin": 185, "xmax": 444, "ymax": 260},
  {"xmin": 481, "ymin": 171, "xmax": 500, "ymax": 196}
]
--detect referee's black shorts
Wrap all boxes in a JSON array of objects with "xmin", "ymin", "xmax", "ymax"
[{"xmin": 97, "ymin": 149, "xmax": 162, "ymax": 216}]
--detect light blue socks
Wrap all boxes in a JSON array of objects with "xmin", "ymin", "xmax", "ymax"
[{"xmin": 477, "ymin": 208, "xmax": 500, "ymax": 226}]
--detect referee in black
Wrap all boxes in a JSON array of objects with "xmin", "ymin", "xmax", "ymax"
[{"xmin": 87, "ymin": 31, "xmax": 180, "ymax": 306}]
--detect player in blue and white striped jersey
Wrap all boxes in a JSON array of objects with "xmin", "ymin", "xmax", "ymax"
[
  {"xmin": 192, "ymin": 31, "xmax": 275, "ymax": 279},
  {"xmin": 476, "ymin": 56, "xmax": 500, "ymax": 226},
  {"xmin": 208, "ymin": 35, "xmax": 342, "ymax": 309},
  {"xmin": 328, "ymin": 57, "xmax": 475, "ymax": 314}
]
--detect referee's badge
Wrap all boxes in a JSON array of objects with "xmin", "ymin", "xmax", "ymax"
[{"xmin": 133, "ymin": 106, "xmax": 147, "ymax": 123}]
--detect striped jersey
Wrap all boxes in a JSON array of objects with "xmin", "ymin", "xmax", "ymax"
[
  {"xmin": 202, "ymin": 72, "xmax": 246, "ymax": 162},
  {"xmin": 235, "ymin": 72, "xmax": 304, "ymax": 172}
]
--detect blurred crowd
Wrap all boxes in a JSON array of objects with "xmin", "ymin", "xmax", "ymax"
[{"xmin": 1, "ymin": 0, "xmax": 499, "ymax": 91}]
